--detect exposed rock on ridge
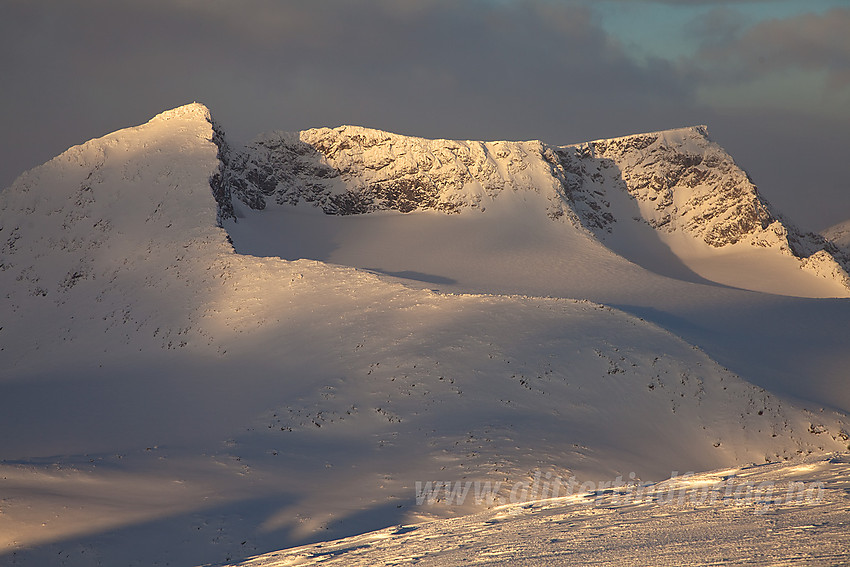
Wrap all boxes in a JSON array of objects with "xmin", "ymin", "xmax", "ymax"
[{"xmin": 219, "ymin": 126, "xmax": 566, "ymax": 216}]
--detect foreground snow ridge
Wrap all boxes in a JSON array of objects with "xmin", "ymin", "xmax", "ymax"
[
  {"xmin": 1, "ymin": 104, "xmax": 849, "ymax": 567},
  {"xmin": 232, "ymin": 455, "xmax": 850, "ymax": 567}
]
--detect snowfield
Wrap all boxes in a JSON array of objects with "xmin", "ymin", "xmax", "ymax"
[{"xmin": 1, "ymin": 104, "xmax": 848, "ymax": 566}]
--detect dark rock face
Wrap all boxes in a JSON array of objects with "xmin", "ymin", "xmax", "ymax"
[
  {"xmin": 209, "ymin": 118, "xmax": 235, "ymax": 225},
  {"xmin": 547, "ymin": 145, "xmax": 617, "ymax": 233},
  {"xmin": 215, "ymin": 134, "xmax": 335, "ymax": 212}
]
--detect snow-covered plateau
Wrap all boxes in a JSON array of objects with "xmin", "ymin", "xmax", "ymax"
[{"xmin": 1, "ymin": 104, "xmax": 848, "ymax": 566}]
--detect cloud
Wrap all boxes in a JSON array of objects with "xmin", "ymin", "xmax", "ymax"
[
  {"xmin": 690, "ymin": 7, "xmax": 850, "ymax": 90},
  {"xmin": 683, "ymin": 6, "xmax": 747, "ymax": 47},
  {"xmin": 601, "ymin": 0, "xmax": 791, "ymax": 4}
]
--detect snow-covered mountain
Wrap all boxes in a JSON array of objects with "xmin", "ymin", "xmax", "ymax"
[
  {"xmin": 220, "ymin": 123, "xmax": 850, "ymax": 297},
  {"xmin": 0, "ymin": 104, "xmax": 237, "ymax": 370},
  {"xmin": 1, "ymin": 104, "xmax": 849, "ymax": 567}
]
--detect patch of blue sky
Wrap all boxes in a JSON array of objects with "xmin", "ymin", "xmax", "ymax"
[{"xmin": 588, "ymin": 0, "xmax": 848, "ymax": 62}]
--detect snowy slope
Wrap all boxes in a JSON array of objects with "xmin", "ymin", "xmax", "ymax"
[{"xmin": 1, "ymin": 104, "xmax": 849, "ymax": 567}]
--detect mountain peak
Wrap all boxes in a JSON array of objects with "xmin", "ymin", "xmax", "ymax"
[
  {"xmin": 218, "ymin": 117, "xmax": 850, "ymax": 296},
  {"xmin": 149, "ymin": 102, "xmax": 213, "ymax": 124}
]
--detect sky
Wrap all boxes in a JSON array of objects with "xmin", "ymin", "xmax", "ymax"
[{"xmin": 2, "ymin": 0, "xmax": 848, "ymax": 232}]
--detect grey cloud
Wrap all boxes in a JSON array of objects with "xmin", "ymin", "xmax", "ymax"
[
  {"xmin": 600, "ymin": 0, "xmax": 784, "ymax": 4},
  {"xmin": 689, "ymin": 7, "xmax": 850, "ymax": 88},
  {"xmin": 683, "ymin": 6, "xmax": 748, "ymax": 48}
]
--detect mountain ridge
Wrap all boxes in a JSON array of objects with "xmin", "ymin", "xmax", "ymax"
[
  {"xmin": 12, "ymin": 101, "xmax": 838, "ymax": 296},
  {"xmin": 215, "ymin": 115, "xmax": 850, "ymax": 296}
]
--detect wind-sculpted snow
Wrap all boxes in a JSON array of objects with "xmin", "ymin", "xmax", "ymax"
[{"xmin": 1, "ymin": 104, "xmax": 849, "ymax": 566}]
